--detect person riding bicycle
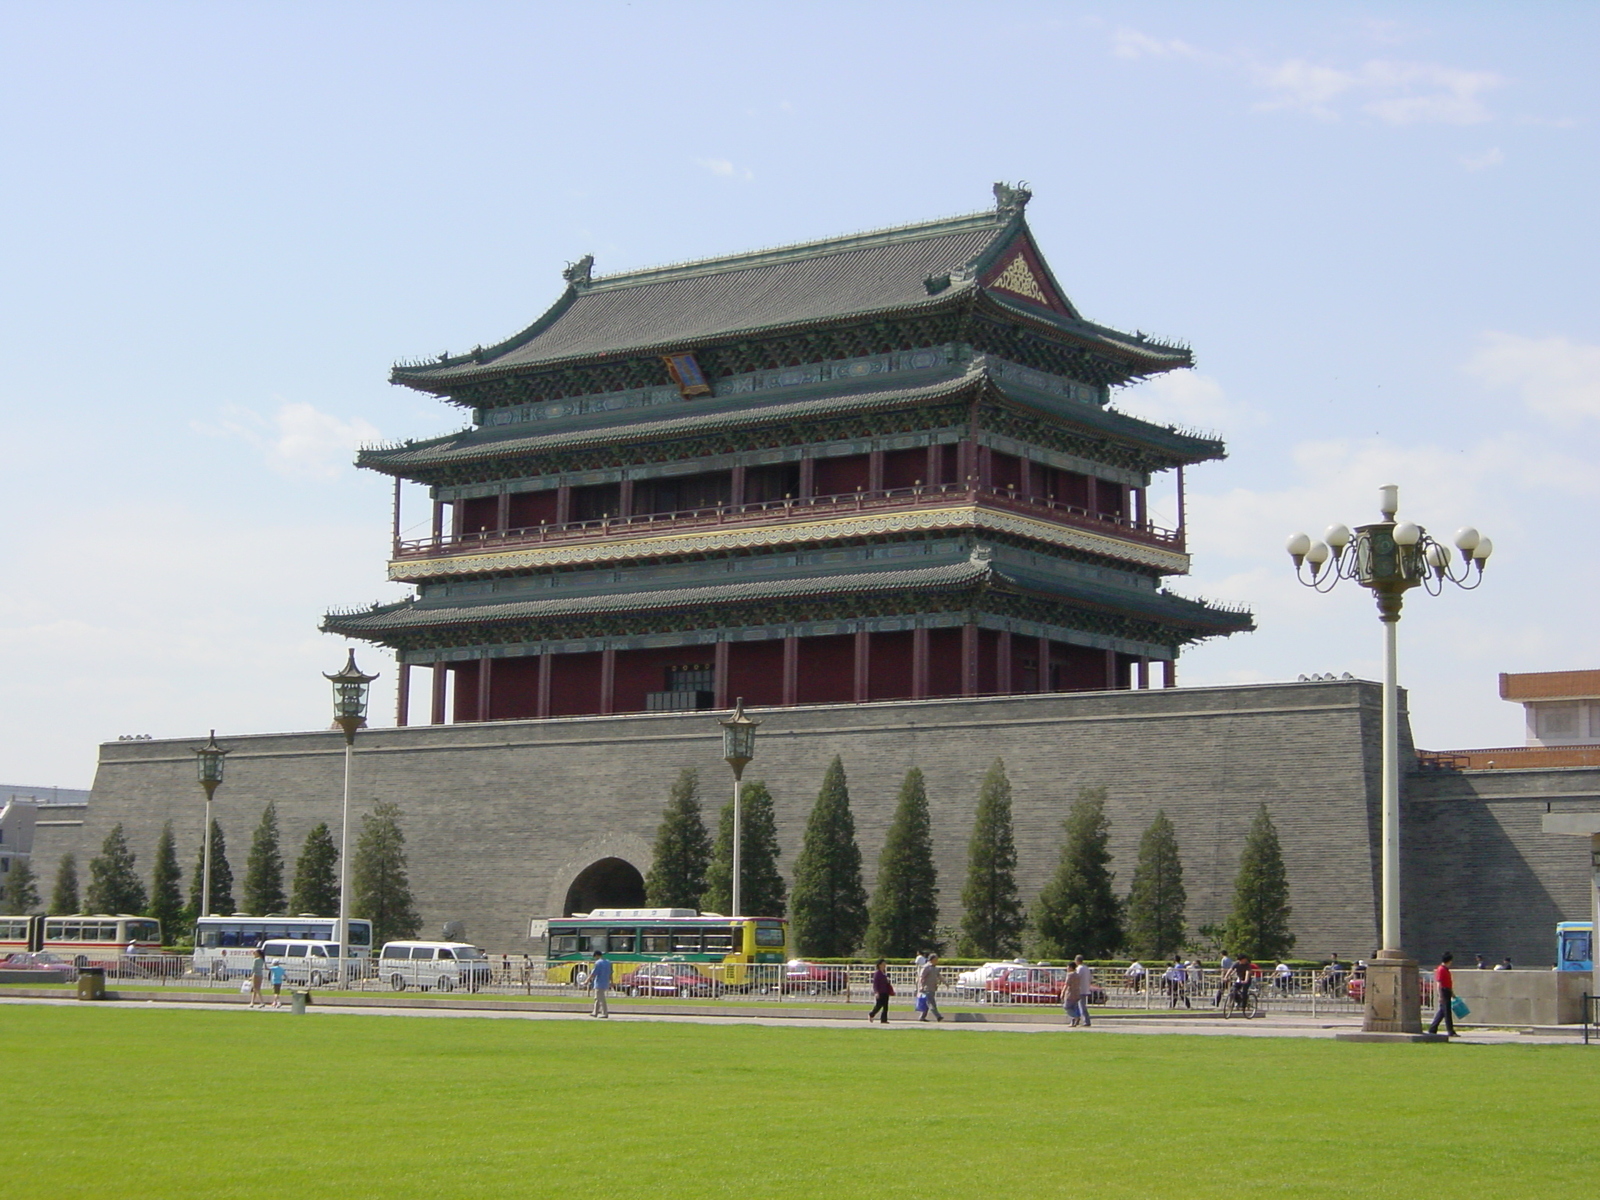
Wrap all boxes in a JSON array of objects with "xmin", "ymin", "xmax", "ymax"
[{"xmin": 1230, "ymin": 956, "xmax": 1255, "ymax": 1011}]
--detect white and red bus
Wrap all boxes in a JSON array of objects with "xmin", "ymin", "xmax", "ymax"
[{"xmin": 0, "ymin": 914, "xmax": 162, "ymax": 965}]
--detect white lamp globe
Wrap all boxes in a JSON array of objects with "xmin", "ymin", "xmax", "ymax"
[
  {"xmin": 1324, "ymin": 523, "xmax": 1352, "ymax": 549},
  {"xmin": 1286, "ymin": 532, "xmax": 1311, "ymax": 558},
  {"xmin": 1393, "ymin": 521, "xmax": 1421, "ymax": 546},
  {"xmin": 1454, "ymin": 527, "xmax": 1480, "ymax": 552}
]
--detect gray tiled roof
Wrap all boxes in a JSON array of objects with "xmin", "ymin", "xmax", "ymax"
[
  {"xmin": 323, "ymin": 557, "xmax": 1250, "ymax": 637},
  {"xmin": 361, "ymin": 358, "xmax": 1223, "ymax": 475}
]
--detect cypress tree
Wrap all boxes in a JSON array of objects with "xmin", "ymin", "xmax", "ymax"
[
  {"xmin": 1031, "ymin": 786, "xmax": 1123, "ymax": 959},
  {"xmin": 789, "ymin": 756, "xmax": 869, "ymax": 957},
  {"xmin": 1220, "ymin": 804, "xmax": 1296, "ymax": 960},
  {"xmin": 702, "ymin": 780, "xmax": 786, "ymax": 917},
  {"xmin": 1125, "ymin": 810, "xmax": 1187, "ymax": 959},
  {"xmin": 187, "ymin": 822, "xmax": 235, "ymax": 919},
  {"xmin": 290, "ymin": 822, "xmax": 340, "ymax": 917},
  {"xmin": 959, "ymin": 759, "xmax": 1025, "ymax": 958},
  {"xmin": 50, "ymin": 853, "xmax": 79, "ymax": 915},
  {"xmin": 865, "ymin": 767, "xmax": 940, "ymax": 958},
  {"xmin": 352, "ymin": 802, "xmax": 421, "ymax": 945},
  {"xmin": 644, "ymin": 769, "xmax": 712, "ymax": 910},
  {"xmin": 85, "ymin": 823, "xmax": 147, "ymax": 914},
  {"xmin": 146, "ymin": 822, "xmax": 185, "ymax": 943},
  {"xmin": 3, "ymin": 857, "xmax": 40, "ymax": 914},
  {"xmin": 242, "ymin": 803, "xmax": 286, "ymax": 915}
]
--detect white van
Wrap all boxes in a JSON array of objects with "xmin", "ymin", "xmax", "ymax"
[
  {"xmin": 260, "ymin": 939, "xmax": 345, "ymax": 987},
  {"xmin": 378, "ymin": 941, "xmax": 493, "ymax": 992}
]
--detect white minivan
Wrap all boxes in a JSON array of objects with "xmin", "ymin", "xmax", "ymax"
[
  {"xmin": 260, "ymin": 939, "xmax": 345, "ymax": 987},
  {"xmin": 378, "ymin": 940, "xmax": 493, "ymax": 992}
]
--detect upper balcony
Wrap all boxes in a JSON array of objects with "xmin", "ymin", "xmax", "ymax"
[{"xmin": 391, "ymin": 483, "xmax": 1184, "ymax": 580}]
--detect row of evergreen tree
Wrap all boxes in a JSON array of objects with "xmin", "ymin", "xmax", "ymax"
[
  {"xmin": 643, "ymin": 758, "xmax": 1297, "ymax": 961},
  {"xmin": 1, "ymin": 802, "xmax": 426, "ymax": 947}
]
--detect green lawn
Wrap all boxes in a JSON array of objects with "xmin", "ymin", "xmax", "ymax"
[{"xmin": 1, "ymin": 1005, "xmax": 1593, "ymax": 1198}]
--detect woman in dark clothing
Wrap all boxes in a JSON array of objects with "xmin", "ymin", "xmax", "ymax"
[{"xmin": 869, "ymin": 959, "xmax": 894, "ymax": 1023}]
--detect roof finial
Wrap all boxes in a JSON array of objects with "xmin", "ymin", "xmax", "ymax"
[
  {"xmin": 562, "ymin": 254, "xmax": 595, "ymax": 287},
  {"xmin": 993, "ymin": 181, "xmax": 1032, "ymax": 215}
]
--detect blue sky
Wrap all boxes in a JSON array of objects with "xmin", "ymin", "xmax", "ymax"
[{"xmin": 2, "ymin": 2, "xmax": 1595, "ymax": 787}]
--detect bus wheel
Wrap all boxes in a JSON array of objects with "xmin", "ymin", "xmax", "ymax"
[
  {"xmin": 436, "ymin": 976, "xmax": 453, "ymax": 993},
  {"xmin": 625, "ymin": 985, "xmax": 638, "ymax": 997},
  {"xmin": 390, "ymin": 974, "xmax": 407, "ymax": 992},
  {"xmin": 210, "ymin": 962, "xmax": 227, "ymax": 980},
  {"xmin": 571, "ymin": 965, "xmax": 590, "ymax": 987},
  {"xmin": 807, "ymin": 984, "xmax": 822, "ymax": 996},
  {"xmin": 309, "ymin": 972, "xmax": 325, "ymax": 988}
]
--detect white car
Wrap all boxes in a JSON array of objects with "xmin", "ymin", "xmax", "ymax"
[
  {"xmin": 379, "ymin": 940, "xmax": 493, "ymax": 992},
  {"xmin": 261, "ymin": 939, "xmax": 347, "ymax": 987},
  {"xmin": 955, "ymin": 961, "xmax": 1028, "ymax": 998}
]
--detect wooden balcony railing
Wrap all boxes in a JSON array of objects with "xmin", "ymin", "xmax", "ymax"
[{"xmin": 394, "ymin": 484, "xmax": 1185, "ymax": 561}]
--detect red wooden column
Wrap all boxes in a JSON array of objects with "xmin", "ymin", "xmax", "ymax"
[
  {"xmin": 1176, "ymin": 465, "xmax": 1187, "ymax": 548},
  {"xmin": 925, "ymin": 444, "xmax": 941, "ymax": 488},
  {"xmin": 867, "ymin": 450, "xmax": 884, "ymax": 493},
  {"xmin": 431, "ymin": 499, "xmax": 445, "ymax": 544},
  {"xmin": 1134, "ymin": 486, "xmax": 1147, "ymax": 531},
  {"xmin": 1104, "ymin": 649, "xmax": 1117, "ymax": 690},
  {"xmin": 1165, "ymin": 659, "xmax": 1178, "ymax": 688},
  {"xmin": 853, "ymin": 629, "xmax": 871, "ymax": 703},
  {"xmin": 396, "ymin": 663, "xmax": 410, "ymax": 727},
  {"xmin": 782, "ymin": 634, "xmax": 799, "ymax": 706},
  {"xmin": 451, "ymin": 500, "xmax": 464, "ymax": 539},
  {"xmin": 600, "ymin": 646, "xmax": 616, "ymax": 715},
  {"xmin": 1018, "ymin": 459, "xmax": 1033, "ymax": 502},
  {"xmin": 478, "ymin": 657, "xmax": 494, "ymax": 720},
  {"xmin": 961, "ymin": 623, "xmax": 979, "ymax": 696},
  {"xmin": 729, "ymin": 464, "xmax": 746, "ymax": 509},
  {"xmin": 713, "ymin": 639, "xmax": 730, "ymax": 709},
  {"xmin": 957, "ymin": 440, "xmax": 975, "ymax": 487},
  {"xmin": 996, "ymin": 631, "xmax": 1013, "ymax": 694},
  {"xmin": 431, "ymin": 664, "xmax": 448, "ymax": 724},
  {"xmin": 556, "ymin": 484, "xmax": 572, "ymax": 525},
  {"xmin": 1036, "ymin": 636, "xmax": 1053, "ymax": 693},
  {"xmin": 618, "ymin": 478, "xmax": 635, "ymax": 519},
  {"xmin": 978, "ymin": 446, "xmax": 994, "ymax": 489},
  {"xmin": 496, "ymin": 490, "xmax": 511, "ymax": 533},
  {"xmin": 536, "ymin": 651, "xmax": 552, "ymax": 718},
  {"xmin": 798, "ymin": 453, "xmax": 815, "ymax": 500},
  {"xmin": 1137, "ymin": 657, "xmax": 1150, "ymax": 690},
  {"xmin": 912, "ymin": 627, "xmax": 930, "ymax": 698}
]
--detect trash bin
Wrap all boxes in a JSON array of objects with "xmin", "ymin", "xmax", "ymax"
[
  {"xmin": 291, "ymin": 989, "xmax": 310, "ymax": 1015},
  {"xmin": 76, "ymin": 967, "xmax": 107, "ymax": 1001}
]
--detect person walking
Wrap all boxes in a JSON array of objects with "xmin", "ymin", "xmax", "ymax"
[
  {"xmin": 917, "ymin": 953, "xmax": 945, "ymax": 1023},
  {"xmin": 1072, "ymin": 955, "xmax": 1094, "ymax": 1027},
  {"xmin": 1164, "ymin": 958, "xmax": 1190, "ymax": 1008},
  {"xmin": 869, "ymin": 959, "xmax": 894, "ymax": 1023},
  {"xmin": 1427, "ymin": 951, "xmax": 1459, "ymax": 1037},
  {"xmin": 1061, "ymin": 959, "xmax": 1084, "ymax": 1026},
  {"xmin": 248, "ymin": 947, "xmax": 266, "ymax": 1008},
  {"xmin": 589, "ymin": 949, "xmax": 613, "ymax": 1019},
  {"xmin": 269, "ymin": 959, "xmax": 287, "ymax": 1009}
]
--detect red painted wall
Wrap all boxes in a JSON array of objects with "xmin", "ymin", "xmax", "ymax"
[
  {"xmin": 812, "ymin": 454, "xmax": 871, "ymax": 497},
  {"xmin": 728, "ymin": 641, "xmax": 785, "ymax": 708},
  {"xmin": 978, "ymin": 629, "xmax": 1001, "ymax": 694},
  {"xmin": 1056, "ymin": 643, "xmax": 1108, "ymax": 692},
  {"xmin": 870, "ymin": 631, "xmax": 914, "ymax": 700},
  {"xmin": 460, "ymin": 497, "xmax": 497, "ymax": 534},
  {"xmin": 452, "ymin": 661, "xmax": 480, "ymax": 722},
  {"xmin": 796, "ymin": 634, "xmax": 854, "ymax": 704},
  {"xmin": 549, "ymin": 652, "xmax": 602, "ymax": 716},
  {"xmin": 489, "ymin": 657, "xmax": 541, "ymax": 719},
  {"xmin": 927, "ymin": 628, "xmax": 964, "ymax": 696},
  {"xmin": 881, "ymin": 449, "xmax": 925, "ymax": 490},
  {"xmin": 612, "ymin": 646, "xmax": 713, "ymax": 713},
  {"xmin": 990, "ymin": 452, "xmax": 1022, "ymax": 492},
  {"xmin": 508, "ymin": 490, "xmax": 559, "ymax": 530}
]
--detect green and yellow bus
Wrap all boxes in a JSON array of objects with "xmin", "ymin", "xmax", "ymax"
[{"xmin": 538, "ymin": 908, "xmax": 787, "ymax": 988}]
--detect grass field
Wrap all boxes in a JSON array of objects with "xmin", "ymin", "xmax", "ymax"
[{"xmin": 2, "ymin": 1005, "xmax": 1594, "ymax": 1198}]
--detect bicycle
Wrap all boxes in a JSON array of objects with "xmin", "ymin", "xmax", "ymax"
[{"xmin": 1220, "ymin": 980, "xmax": 1258, "ymax": 1019}]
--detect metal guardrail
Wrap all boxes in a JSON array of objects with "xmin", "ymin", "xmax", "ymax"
[{"xmin": 1586, "ymin": 994, "xmax": 1599, "ymax": 1044}]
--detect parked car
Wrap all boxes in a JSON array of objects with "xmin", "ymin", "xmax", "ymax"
[
  {"xmin": 379, "ymin": 940, "xmax": 494, "ymax": 992},
  {"xmin": 616, "ymin": 961, "xmax": 723, "ymax": 998},
  {"xmin": 984, "ymin": 965, "xmax": 1072, "ymax": 1005},
  {"xmin": 0, "ymin": 951, "xmax": 74, "ymax": 983},
  {"xmin": 261, "ymin": 939, "xmax": 346, "ymax": 987},
  {"xmin": 955, "ymin": 961, "xmax": 1026, "ymax": 999},
  {"xmin": 780, "ymin": 959, "xmax": 848, "ymax": 995}
]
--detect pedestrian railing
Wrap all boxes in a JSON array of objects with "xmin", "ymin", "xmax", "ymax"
[{"xmin": 1585, "ymin": 994, "xmax": 1599, "ymax": 1044}]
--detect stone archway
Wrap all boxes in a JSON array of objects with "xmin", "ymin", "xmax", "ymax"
[{"xmin": 562, "ymin": 857, "xmax": 647, "ymax": 915}]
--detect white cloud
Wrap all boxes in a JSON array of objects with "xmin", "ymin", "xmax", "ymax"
[
  {"xmin": 1465, "ymin": 332, "xmax": 1600, "ymax": 425},
  {"xmin": 1112, "ymin": 27, "xmax": 1204, "ymax": 61},
  {"xmin": 1460, "ymin": 146, "xmax": 1504, "ymax": 171},
  {"xmin": 198, "ymin": 401, "xmax": 381, "ymax": 479},
  {"xmin": 1254, "ymin": 59, "xmax": 1502, "ymax": 125},
  {"xmin": 695, "ymin": 157, "xmax": 754, "ymax": 182},
  {"xmin": 1113, "ymin": 371, "xmax": 1257, "ymax": 436}
]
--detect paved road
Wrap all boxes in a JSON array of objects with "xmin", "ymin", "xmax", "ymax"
[{"xmin": 2, "ymin": 994, "xmax": 1584, "ymax": 1045}]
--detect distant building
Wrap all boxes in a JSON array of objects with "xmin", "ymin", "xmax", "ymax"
[
  {"xmin": 1, "ymin": 787, "xmax": 89, "ymax": 893},
  {"xmin": 1419, "ymin": 670, "xmax": 1600, "ymax": 770}
]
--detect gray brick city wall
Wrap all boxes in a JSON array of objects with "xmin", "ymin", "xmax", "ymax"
[{"xmin": 47, "ymin": 680, "xmax": 1600, "ymax": 960}]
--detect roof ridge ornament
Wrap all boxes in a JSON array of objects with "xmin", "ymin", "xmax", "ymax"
[
  {"xmin": 562, "ymin": 254, "xmax": 595, "ymax": 288},
  {"xmin": 993, "ymin": 181, "xmax": 1032, "ymax": 216}
]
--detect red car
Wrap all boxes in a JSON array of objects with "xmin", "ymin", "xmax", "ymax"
[
  {"xmin": 780, "ymin": 960, "xmax": 849, "ymax": 995},
  {"xmin": 616, "ymin": 962, "xmax": 723, "ymax": 998},
  {"xmin": 984, "ymin": 965, "xmax": 1107, "ymax": 1005}
]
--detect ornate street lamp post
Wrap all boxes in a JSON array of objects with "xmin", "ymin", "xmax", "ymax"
[
  {"xmin": 192, "ymin": 731, "xmax": 228, "ymax": 919},
  {"xmin": 719, "ymin": 699, "xmax": 760, "ymax": 918},
  {"xmin": 325, "ymin": 649, "xmax": 377, "ymax": 972},
  {"xmin": 1287, "ymin": 484, "xmax": 1490, "ymax": 1033}
]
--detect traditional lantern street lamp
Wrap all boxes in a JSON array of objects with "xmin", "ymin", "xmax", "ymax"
[
  {"xmin": 325, "ymin": 649, "xmax": 378, "ymax": 971},
  {"xmin": 1287, "ymin": 484, "xmax": 1490, "ymax": 1034},
  {"xmin": 192, "ymin": 731, "xmax": 228, "ymax": 919},
  {"xmin": 719, "ymin": 699, "xmax": 760, "ymax": 918}
]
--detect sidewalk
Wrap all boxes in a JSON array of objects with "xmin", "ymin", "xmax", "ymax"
[{"xmin": 2, "ymin": 993, "xmax": 1585, "ymax": 1044}]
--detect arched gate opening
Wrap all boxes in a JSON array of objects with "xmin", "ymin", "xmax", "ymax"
[{"xmin": 563, "ymin": 857, "xmax": 647, "ymax": 915}]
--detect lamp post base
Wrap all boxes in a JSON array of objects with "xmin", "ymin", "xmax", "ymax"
[{"xmin": 1361, "ymin": 948, "xmax": 1423, "ymax": 1034}]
